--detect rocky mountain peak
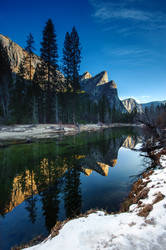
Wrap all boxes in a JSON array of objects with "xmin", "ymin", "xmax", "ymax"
[
  {"xmin": 80, "ymin": 72, "xmax": 92, "ymax": 81},
  {"xmin": 95, "ymin": 71, "xmax": 108, "ymax": 86},
  {"xmin": 109, "ymin": 80, "xmax": 117, "ymax": 89},
  {"xmin": 122, "ymin": 98, "xmax": 143, "ymax": 113},
  {"xmin": 80, "ymin": 70, "xmax": 127, "ymax": 113}
]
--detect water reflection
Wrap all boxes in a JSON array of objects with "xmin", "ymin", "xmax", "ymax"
[
  {"xmin": 0, "ymin": 127, "xmax": 145, "ymax": 249},
  {"xmin": 0, "ymin": 129, "xmax": 141, "ymax": 217}
]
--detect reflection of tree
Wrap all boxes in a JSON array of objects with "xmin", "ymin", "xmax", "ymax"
[
  {"xmin": 41, "ymin": 180, "xmax": 60, "ymax": 231},
  {"xmin": 25, "ymin": 195, "xmax": 37, "ymax": 224},
  {"xmin": 36, "ymin": 158, "xmax": 62, "ymax": 231},
  {"xmin": 25, "ymin": 170, "xmax": 37, "ymax": 224},
  {"xmin": 64, "ymin": 165, "xmax": 82, "ymax": 218}
]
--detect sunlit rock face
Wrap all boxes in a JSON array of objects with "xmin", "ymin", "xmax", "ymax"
[
  {"xmin": 0, "ymin": 34, "xmax": 64, "ymax": 83},
  {"xmin": 96, "ymin": 71, "xmax": 108, "ymax": 86},
  {"xmin": 80, "ymin": 72, "xmax": 92, "ymax": 81},
  {"xmin": 4, "ymin": 170, "xmax": 38, "ymax": 214},
  {"xmin": 80, "ymin": 71, "xmax": 127, "ymax": 113},
  {"xmin": 122, "ymin": 98, "xmax": 143, "ymax": 114},
  {"xmin": 0, "ymin": 34, "xmax": 40, "ymax": 76}
]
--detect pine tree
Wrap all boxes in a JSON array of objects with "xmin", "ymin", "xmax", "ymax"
[
  {"xmin": 33, "ymin": 64, "xmax": 44, "ymax": 123},
  {"xmin": 40, "ymin": 19, "xmax": 59, "ymax": 123},
  {"xmin": 70, "ymin": 26, "xmax": 81, "ymax": 91},
  {"xmin": 62, "ymin": 32, "xmax": 72, "ymax": 91},
  {"xmin": 0, "ymin": 40, "xmax": 12, "ymax": 120},
  {"xmin": 10, "ymin": 59, "xmax": 27, "ymax": 123},
  {"xmin": 62, "ymin": 27, "xmax": 81, "ymax": 92},
  {"xmin": 25, "ymin": 33, "xmax": 39, "ymax": 123},
  {"xmin": 25, "ymin": 33, "xmax": 35, "ymax": 81}
]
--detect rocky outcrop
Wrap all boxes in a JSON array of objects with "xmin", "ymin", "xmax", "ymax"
[
  {"xmin": 0, "ymin": 34, "xmax": 64, "ymax": 83},
  {"xmin": 80, "ymin": 72, "xmax": 92, "ymax": 81},
  {"xmin": 0, "ymin": 34, "xmax": 40, "ymax": 76},
  {"xmin": 122, "ymin": 98, "xmax": 143, "ymax": 113},
  {"xmin": 122, "ymin": 98, "xmax": 166, "ymax": 114},
  {"xmin": 80, "ymin": 71, "xmax": 127, "ymax": 113}
]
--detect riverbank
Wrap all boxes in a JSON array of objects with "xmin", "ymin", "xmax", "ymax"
[
  {"xmin": 21, "ymin": 140, "xmax": 166, "ymax": 250},
  {"xmin": 0, "ymin": 123, "xmax": 143, "ymax": 146}
]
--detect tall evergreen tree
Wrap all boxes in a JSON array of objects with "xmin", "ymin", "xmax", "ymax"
[
  {"xmin": 25, "ymin": 33, "xmax": 35, "ymax": 81},
  {"xmin": 62, "ymin": 27, "xmax": 81, "ymax": 92},
  {"xmin": 70, "ymin": 26, "xmax": 81, "ymax": 91},
  {"xmin": 40, "ymin": 19, "xmax": 59, "ymax": 122},
  {"xmin": 62, "ymin": 32, "xmax": 72, "ymax": 91},
  {"xmin": 10, "ymin": 59, "xmax": 32, "ymax": 123},
  {"xmin": 0, "ymin": 41, "xmax": 12, "ymax": 120},
  {"xmin": 25, "ymin": 33, "xmax": 39, "ymax": 123}
]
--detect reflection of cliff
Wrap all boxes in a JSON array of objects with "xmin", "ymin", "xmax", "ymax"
[
  {"xmin": 4, "ymin": 170, "xmax": 37, "ymax": 214},
  {"xmin": 83, "ymin": 169, "xmax": 93, "ymax": 176},
  {"xmin": 3, "ymin": 157, "xmax": 67, "ymax": 214},
  {"xmin": 122, "ymin": 136, "xmax": 142, "ymax": 149},
  {"xmin": 97, "ymin": 162, "xmax": 109, "ymax": 176},
  {"xmin": 2, "ymin": 131, "xmax": 138, "ymax": 217},
  {"xmin": 79, "ymin": 135, "xmax": 126, "ymax": 176}
]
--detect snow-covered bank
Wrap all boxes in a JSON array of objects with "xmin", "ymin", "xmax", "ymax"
[
  {"xmin": 0, "ymin": 123, "xmax": 142, "ymax": 144},
  {"xmin": 24, "ymin": 150, "xmax": 166, "ymax": 250}
]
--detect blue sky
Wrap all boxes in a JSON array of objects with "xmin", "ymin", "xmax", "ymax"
[{"xmin": 0, "ymin": 0, "xmax": 165, "ymax": 103}]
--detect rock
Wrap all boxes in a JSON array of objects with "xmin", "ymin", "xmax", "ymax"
[
  {"xmin": 122, "ymin": 98, "xmax": 143, "ymax": 113},
  {"xmin": 0, "ymin": 34, "xmax": 40, "ymax": 76},
  {"xmin": 0, "ymin": 33, "xmax": 64, "ymax": 83},
  {"xmin": 80, "ymin": 72, "xmax": 92, "ymax": 81},
  {"xmin": 80, "ymin": 71, "xmax": 127, "ymax": 113}
]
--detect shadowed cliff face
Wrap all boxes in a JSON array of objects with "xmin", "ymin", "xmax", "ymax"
[{"xmin": 80, "ymin": 71, "xmax": 127, "ymax": 113}]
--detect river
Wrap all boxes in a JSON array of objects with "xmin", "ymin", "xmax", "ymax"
[{"xmin": 0, "ymin": 127, "xmax": 153, "ymax": 250}]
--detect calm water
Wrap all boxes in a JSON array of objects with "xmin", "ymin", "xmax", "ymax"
[{"xmin": 0, "ymin": 127, "xmax": 152, "ymax": 250}]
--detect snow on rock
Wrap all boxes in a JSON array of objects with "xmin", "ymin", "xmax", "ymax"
[
  {"xmin": 25, "ymin": 152, "xmax": 166, "ymax": 250},
  {"xmin": 160, "ymin": 154, "xmax": 166, "ymax": 168}
]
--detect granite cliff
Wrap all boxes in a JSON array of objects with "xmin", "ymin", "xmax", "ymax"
[
  {"xmin": 0, "ymin": 34, "xmax": 40, "ymax": 76},
  {"xmin": 0, "ymin": 33, "xmax": 64, "ymax": 82},
  {"xmin": 122, "ymin": 98, "xmax": 143, "ymax": 113},
  {"xmin": 122, "ymin": 98, "xmax": 166, "ymax": 114},
  {"xmin": 80, "ymin": 71, "xmax": 127, "ymax": 113}
]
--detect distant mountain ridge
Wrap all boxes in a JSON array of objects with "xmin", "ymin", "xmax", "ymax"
[
  {"xmin": 142, "ymin": 100, "xmax": 166, "ymax": 109},
  {"xmin": 122, "ymin": 98, "xmax": 166, "ymax": 113}
]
